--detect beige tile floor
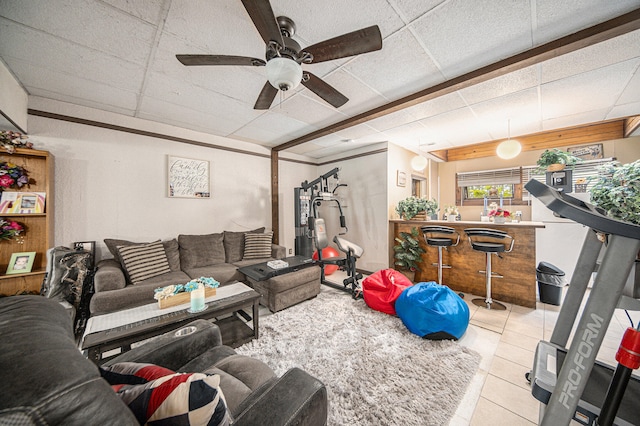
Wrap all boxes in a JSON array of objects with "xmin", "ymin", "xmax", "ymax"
[{"xmin": 322, "ymin": 272, "xmax": 640, "ymax": 425}]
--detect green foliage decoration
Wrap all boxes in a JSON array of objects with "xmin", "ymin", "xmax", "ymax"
[
  {"xmin": 395, "ymin": 197, "xmax": 438, "ymax": 219},
  {"xmin": 536, "ymin": 148, "xmax": 582, "ymax": 172},
  {"xmin": 590, "ymin": 160, "xmax": 640, "ymax": 225},
  {"xmin": 393, "ymin": 227, "xmax": 426, "ymax": 272}
]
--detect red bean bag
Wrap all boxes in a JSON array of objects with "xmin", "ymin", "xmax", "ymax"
[{"xmin": 362, "ymin": 269, "xmax": 413, "ymax": 315}]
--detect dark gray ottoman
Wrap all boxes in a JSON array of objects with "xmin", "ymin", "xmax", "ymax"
[{"xmin": 248, "ymin": 266, "xmax": 321, "ymax": 312}]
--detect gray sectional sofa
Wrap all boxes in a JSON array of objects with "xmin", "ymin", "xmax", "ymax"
[{"xmin": 90, "ymin": 228, "xmax": 286, "ymax": 315}]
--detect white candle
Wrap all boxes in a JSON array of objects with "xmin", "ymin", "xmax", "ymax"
[{"xmin": 190, "ymin": 284, "xmax": 205, "ymax": 312}]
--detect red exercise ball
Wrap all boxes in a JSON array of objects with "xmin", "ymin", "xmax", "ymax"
[{"xmin": 312, "ymin": 247, "xmax": 340, "ymax": 275}]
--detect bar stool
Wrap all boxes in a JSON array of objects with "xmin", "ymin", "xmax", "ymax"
[
  {"xmin": 421, "ymin": 226, "xmax": 460, "ymax": 285},
  {"xmin": 464, "ymin": 228, "xmax": 514, "ymax": 310}
]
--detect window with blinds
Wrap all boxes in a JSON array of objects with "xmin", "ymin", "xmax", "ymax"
[
  {"xmin": 522, "ymin": 158, "xmax": 615, "ymax": 199},
  {"xmin": 457, "ymin": 167, "xmax": 521, "ymax": 200}
]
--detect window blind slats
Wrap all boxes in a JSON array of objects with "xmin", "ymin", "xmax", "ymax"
[{"xmin": 457, "ymin": 167, "xmax": 521, "ymax": 187}]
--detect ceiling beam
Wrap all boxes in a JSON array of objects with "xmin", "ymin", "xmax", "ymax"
[
  {"xmin": 624, "ymin": 115, "xmax": 640, "ymax": 137},
  {"xmin": 437, "ymin": 120, "xmax": 624, "ymax": 162},
  {"xmin": 273, "ymin": 8, "xmax": 640, "ymax": 153}
]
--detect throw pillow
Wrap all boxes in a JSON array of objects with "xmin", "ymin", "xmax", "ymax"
[
  {"xmin": 100, "ymin": 362, "xmax": 175, "ymax": 385},
  {"xmin": 178, "ymin": 233, "xmax": 225, "ymax": 269},
  {"xmin": 104, "ymin": 238, "xmax": 181, "ymax": 272},
  {"xmin": 223, "ymin": 227, "xmax": 265, "ymax": 263},
  {"xmin": 114, "ymin": 372, "xmax": 230, "ymax": 426},
  {"xmin": 117, "ymin": 241, "xmax": 171, "ymax": 285},
  {"xmin": 243, "ymin": 232, "xmax": 273, "ymax": 260}
]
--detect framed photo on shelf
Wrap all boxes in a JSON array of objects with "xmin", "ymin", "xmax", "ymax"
[
  {"xmin": 6, "ymin": 251, "xmax": 36, "ymax": 275},
  {"xmin": 0, "ymin": 192, "xmax": 46, "ymax": 214}
]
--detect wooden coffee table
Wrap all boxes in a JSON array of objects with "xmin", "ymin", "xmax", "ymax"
[{"xmin": 81, "ymin": 282, "xmax": 260, "ymax": 364}]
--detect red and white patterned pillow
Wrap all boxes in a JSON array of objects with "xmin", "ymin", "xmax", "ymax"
[
  {"xmin": 101, "ymin": 363, "xmax": 230, "ymax": 425},
  {"xmin": 100, "ymin": 362, "xmax": 175, "ymax": 385}
]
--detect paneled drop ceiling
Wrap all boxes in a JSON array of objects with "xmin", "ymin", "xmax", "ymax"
[{"xmin": 1, "ymin": 0, "xmax": 639, "ymax": 160}]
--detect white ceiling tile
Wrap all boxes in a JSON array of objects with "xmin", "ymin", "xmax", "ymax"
[
  {"xmin": 344, "ymin": 28, "xmax": 444, "ymax": 99},
  {"xmin": 286, "ymin": 142, "xmax": 328, "ymax": 156},
  {"xmin": 541, "ymin": 59, "xmax": 639, "ymax": 120},
  {"xmin": 322, "ymin": 69, "xmax": 388, "ymax": 116},
  {"xmin": 275, "ymin": 93, "xmax": 346, "ymax": 127},
  {"xmin": 535, "ymin": 0, "xmax": 640, "ymax": 44},
  {"xmin": 0, "ymin": 0, "xmax": 155, "ymax": 64},
  {"xmin": 542, "ymin": 109, "xmax": 611, "ymax": 131},
  {"xmin": 367, "ymin": 92, "xmax": 466, "ymax": 131},
  {"xmin": 231, "ymin": 112, "xmax": 317, "ymax": 145},
  {"xmin": 391, "ymin": 0, "xmax": 447, "ymax": 22},
  {"xmin": 101, "ymin": 0, "xmax": 168, "ymax": 25},
  {"xmin": 617, "ymin": 66, "xmax": 640, "ymax": 105},
  {"xmin": 270, "ymin": 0, "xmax": 405, "ymax": 40},
  {"xmin": 540, "ymin": 30, "xmax": 640, "ymax": 84},
  {"xmin": 419, "ymin": 107, "xmax": 493, "ymax": 145},
  {"xmin": 608, "ymin": 101, "xmax": 640, "ymax": 120},
  {"xmin": 334, "ymin": 124, "xmax": 380, "ymax": 141},
  {"xmin": 469, "ymin": 88, "xmax": 541, "ymax": 138},
  {"xmin": 411, "ymin": 0, "xmax": 532, "ymax": 79},
  {"xmin": 459, "ymin": 66, "xmax": 539, "ymax": 106},
  {"xmin": 138, "ymin": 96, "xmax": 249, "ymax": 138}
]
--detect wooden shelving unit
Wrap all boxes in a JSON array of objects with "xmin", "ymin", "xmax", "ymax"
[{"xmin": 0, "ymin": 148, "xmax": 53, "ymax": 295}]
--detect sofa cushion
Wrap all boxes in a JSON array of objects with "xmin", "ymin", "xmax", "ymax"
[
  {"xmin": 118, "ymin": 241, "xmax": 171, "ymax": 285},
  {"xmin": 179, "ymin": 233, "xmax": 225, "ymax": 269},
  {"xmin": 243, "ymin": 232, "xmax": 273, "ymax": 260},
  {"xmin": 100, "ymin": 362, "xmax": 175, "ymax": 385},
  {"xmin": 113, "ymin": 372, "xmax": 230, "ymax": 425},
  {"xmin": 183, "ymin": 263, "xmax": 244, "ymax": 284},
  {"xmin": 223, "ymin": 227, "xmax": 265, "ymax": 263},
  {"xmin": 105, "ymin": 238, "xmax": 181, "ymax": 272}
]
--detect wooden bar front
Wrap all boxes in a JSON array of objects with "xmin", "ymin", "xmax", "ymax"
[{"xmin": 390, "ymin": 220, "xmax": 545, "ymax": 308}]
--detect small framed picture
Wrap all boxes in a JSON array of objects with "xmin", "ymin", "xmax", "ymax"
[
  {"xmin": 6, "ymin": 251, "xmax": 36, "ymax": 274},
  {"xmin": 397, "ymin": 170, "xmax": 407, "ymax": 187},
  {"xmin": 73, "ymin": 241, "xmax": 96, "ymax": 268}
]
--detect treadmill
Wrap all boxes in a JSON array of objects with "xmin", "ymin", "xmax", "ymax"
[{"xmin": 525, "ymin": 179, "xmax": 640, "ymax": 426}]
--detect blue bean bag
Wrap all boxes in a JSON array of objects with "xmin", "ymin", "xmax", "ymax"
[{"xmin": 395, "ymin": 281, "xmax": 470, "ymax": 340}]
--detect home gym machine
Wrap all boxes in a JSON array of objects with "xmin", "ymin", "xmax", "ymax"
[
  {"xmin": 525, "ymin": 179, "xmax": 640, "ymax": 426},
  {"xmin": 294, "ymin": 168, "xmax": 364, "ymax": 298}
]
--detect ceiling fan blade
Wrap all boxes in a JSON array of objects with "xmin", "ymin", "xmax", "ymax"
[
  {"xmin": 176, "ymin": 55, "xmax": 265, "ymax": 67},
  {"xmin": 302, "ymin": 25, "xmax": 382, "ymax": 63},
  {"xmin": 241, "ymin": 0, "xmax": 283, "ymax": 47},
  {"xmin": 302, "ymin": 72, "xmax": 348, "ymax": 108},
  {"xmin": 254, "ymin": 81, "xmax": 278, "ymax": 110}
]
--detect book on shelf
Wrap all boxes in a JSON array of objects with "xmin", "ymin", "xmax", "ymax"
[{"xmin": 0, "ymin": 192, "xmax": 46, "ymax": 214}]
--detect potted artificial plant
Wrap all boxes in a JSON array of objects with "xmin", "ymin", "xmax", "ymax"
[
  {"xmin": 393, "ymin": 227, "xmax": 425, "ymax": 282},
  {"xmin": 395, "ymin": 197, "xmax": 438, "ymax": 220},
  {"xmin": 589, "ymin": 160, "xmax": 640, "ymax": 225},
  {"xmin": 536, "ymin": 148, "xmax": 582, "ymax": 172}
]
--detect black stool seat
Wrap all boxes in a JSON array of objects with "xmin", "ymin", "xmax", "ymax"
[
  {"xmin": 426, "ymin": 237, "xmax": 453, "ymax": 247},
  {"xmin": 422, "ymin": 226, "xmax": 460, "ymax": 285},
  {"xmin": 464, "ymin": 228, "xmax": 514, "ymax": 310},
  {"xmin": 470, "ymin": 242, "xmax": 506, "ymax": 253}
]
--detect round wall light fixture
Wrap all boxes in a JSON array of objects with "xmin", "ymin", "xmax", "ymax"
[{"xmin": 411, "ymin": 155, "xmax": 428, "ymax": 171}]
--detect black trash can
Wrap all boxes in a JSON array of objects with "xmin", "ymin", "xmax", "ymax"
[{"xmin": 536, "ymin": 261, "xmax": 567, "ymax": 305}]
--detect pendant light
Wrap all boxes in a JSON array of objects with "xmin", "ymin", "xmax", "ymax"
[
  {"xmin": 411, "ymin": 141, "xmax": 428, "ymax": 171},
  {"xmin": 496, "ymin": 120, "xmax": 522, "ymax": 160}
]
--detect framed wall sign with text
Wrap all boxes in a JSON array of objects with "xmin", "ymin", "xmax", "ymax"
[{"xmin": 167, "ymin": 155, "xmax": 211, "ymax": 198}]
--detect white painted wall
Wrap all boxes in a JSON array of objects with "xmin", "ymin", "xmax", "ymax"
[
  {"xmin": 313, "ymin": 144, "xmax": 389, "ymax": 272},
  {"xmin": 27, "ymin": 99, "xmax": 317, "ymax": 260}
]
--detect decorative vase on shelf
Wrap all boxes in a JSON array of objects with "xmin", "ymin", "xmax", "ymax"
[
  {"xmin": 494, "ymin": 216, "xmax": 507, "ymax": 224},
  {"xmin": 547, "ymin": 163, "xmax": 566, "ymax": 172}
]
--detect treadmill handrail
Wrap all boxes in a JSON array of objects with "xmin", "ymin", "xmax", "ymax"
[{"xmin": 525, "ymin": 179, "xmax": 640, "ymax": 240}]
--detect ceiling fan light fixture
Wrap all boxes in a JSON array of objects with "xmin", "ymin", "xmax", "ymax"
[
  {"xmin": 496, "ymin": 138, "xmax": 522, "ymax": 159},
  {"xmin": 266, "ymin": 57, "xmax": 302, "ymax": 91}
]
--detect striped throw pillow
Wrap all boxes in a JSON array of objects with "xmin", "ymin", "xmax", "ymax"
[
  {"xmin": 243, "ymin": 232, "xmax": 273, "ymax": 260},
  {"xmin": 117, "ymin": 241, "xmax": 171, "ymax": 284}
]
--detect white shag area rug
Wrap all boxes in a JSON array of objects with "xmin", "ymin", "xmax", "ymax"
[{"xmin": 235, "ymin": 289, "xmax": 480, "ymax": 425}]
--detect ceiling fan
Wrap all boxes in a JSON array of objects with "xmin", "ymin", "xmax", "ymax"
[{"xmin": 176, "ymin": 0, "xmax": 382, "ymax": 110}]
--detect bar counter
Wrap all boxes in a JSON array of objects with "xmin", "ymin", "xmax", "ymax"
[{"xmin": 390, "ymin": 219, "xmax": 545, "ymax": 308}]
